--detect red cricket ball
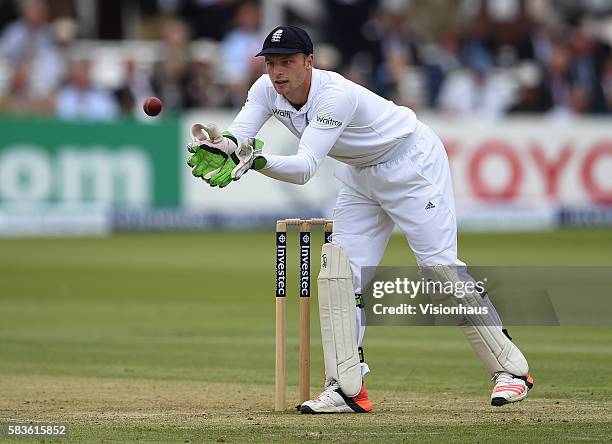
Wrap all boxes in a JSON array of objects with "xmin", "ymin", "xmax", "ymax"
[{"xmin": 143, "ymin": 96, "xmax": 163, "ymax": 116}]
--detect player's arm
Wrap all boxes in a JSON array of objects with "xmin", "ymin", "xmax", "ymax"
[
  {"xmin": 257, "ymin": 89, "xmax": 355, "ymax": 185},
  {"xmin": 226, "ymin": 75, "xmax": 273, "ymax": 143}
]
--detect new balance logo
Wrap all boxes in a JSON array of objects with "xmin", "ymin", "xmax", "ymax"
[
  {"xmin": 271, "ymin": 29, "xmax": 283, "ymax": 42},
  {"xmin": 425, "ymin": 202, "xmax": 435, "ymax": 210}
]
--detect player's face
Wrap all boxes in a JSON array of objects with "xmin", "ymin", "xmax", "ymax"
[{"xmin": 265, "ymin": 53, "xmax": 313, "ymax": 98}]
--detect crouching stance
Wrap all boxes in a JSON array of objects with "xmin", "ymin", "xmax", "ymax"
[
  {"xmin": 186, "ymin": 25, "xmax": 535, "ymax": 412},
  {"xmin": 300, "ymin": 246, "xmax": 534, "ymax": 414}
]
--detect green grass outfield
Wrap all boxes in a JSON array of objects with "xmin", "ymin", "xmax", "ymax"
[{"xmin": 0, "ymin": 229, "xmax": 611, "ymax": 442}]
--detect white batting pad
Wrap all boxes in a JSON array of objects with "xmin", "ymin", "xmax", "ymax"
[
  {"xmin": 318, "ymin": 243, "xmax": 362, "ymax": 397},
  {"xmin": 427, "ymin": 265, "xmax": 529, "ymax": 377}
]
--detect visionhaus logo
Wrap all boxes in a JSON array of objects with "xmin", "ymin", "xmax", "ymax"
[{"xmin": 316, "ymin": 115, "xmax": 342, "ymax": 128}]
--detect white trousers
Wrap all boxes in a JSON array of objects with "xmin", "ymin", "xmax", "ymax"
[
  {"xmin": 333, "ymin": 120, "xmax": 462, "ymax": 292},
  {"xmin": 331, "ymin": 121, "xmax": 468, "ymax": 375}
]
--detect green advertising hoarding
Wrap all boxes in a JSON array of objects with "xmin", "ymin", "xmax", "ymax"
[{"xmin": 0, "ymin": 117, "xmax": 181, "ymax": 209}]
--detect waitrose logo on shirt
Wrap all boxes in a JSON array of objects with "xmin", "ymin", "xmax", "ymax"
[
  {"xmin": 316, "ymin": 115, "xmax": 342, "ymax": 128},
  {"xmin": 272, "ymin": 108, "xmax": 291, "ymax": 118}
]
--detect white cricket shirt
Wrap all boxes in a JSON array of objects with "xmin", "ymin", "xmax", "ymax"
[{"xmin": 227, "ymin": 68, "xmax": 417, "ymax": 184}]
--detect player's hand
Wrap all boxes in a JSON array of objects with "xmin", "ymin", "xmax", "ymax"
[
  {"xmin": 186, "ymin": 123, "xmax": 238, "ymax": 182},
  {"xmin": 232, "ymin": 137, "xmax": 266, "ymax": 178},
  {"xmin": 208, "ymin": 138, "xmax": 266, "ymax": 188}
]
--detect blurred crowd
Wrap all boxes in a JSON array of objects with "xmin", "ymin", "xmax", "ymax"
[{"xmin": 0, "ymin": 0, "xmax": 611, "ymax": 120}]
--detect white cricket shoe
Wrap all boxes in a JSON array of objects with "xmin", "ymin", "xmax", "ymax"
[
  {"xmin": 299, "ymin": 379, "xmax": 372, "ymax": 414},
  {"xmin": 491, "ymin": 371, "xmax": 534, "ymax": 406}
]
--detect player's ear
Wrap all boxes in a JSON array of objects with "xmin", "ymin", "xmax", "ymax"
[{"xmin": 305, "ymin": 54, "xmax": 314, "ymax": 69}]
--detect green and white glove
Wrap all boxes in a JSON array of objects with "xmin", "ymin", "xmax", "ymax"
[
  {"xmin": 186, "ymin": 123, "xmax": 238, "ymax": 183},
  {"xmin": 208, "ymin": 137, "xmax": 267, "ymax": 187}
]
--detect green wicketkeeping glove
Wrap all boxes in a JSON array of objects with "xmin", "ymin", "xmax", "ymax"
[
  {"xmin": 186, "ymin": 123, "xmax": 238, "ymax": 183},
  {"xmin": 208, "ymin": 137, "xmax": 267, "ymax": 187}
]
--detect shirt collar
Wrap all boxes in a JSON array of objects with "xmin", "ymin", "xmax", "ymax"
[{"xmin": 274, "ymin": 68, "xmax": 321, "ymax": 115}]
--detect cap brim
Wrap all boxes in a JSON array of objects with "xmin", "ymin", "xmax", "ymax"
[{"xmin": 255, "ymin": 48, "xmax": 305, "ymax": 57}]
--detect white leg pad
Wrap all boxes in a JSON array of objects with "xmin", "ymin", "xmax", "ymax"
[
  {"xmin": 460, "ymin": 324, "xmax": 528, "ymax": 377},
  {"xmin": 318, "ymin": 244, "xmax": 362, "ymax": 397},
  {"xmin": 428, "ymin": 265, "xmax": 529, "ymax": 377}
]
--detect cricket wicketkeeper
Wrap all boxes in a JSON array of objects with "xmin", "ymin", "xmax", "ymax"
[{"xmin": 187, "ymin": 26, "xmax": 535, "ymax": 413}]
